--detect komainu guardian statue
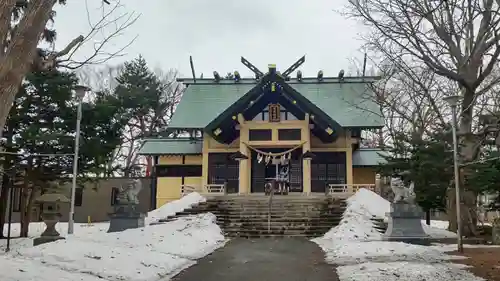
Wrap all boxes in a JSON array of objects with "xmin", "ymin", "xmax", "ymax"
[
  {"xmin": 384, "ymin": 172, "xmax": 429, "ymax": 244},
  {"xmin": 390, "ymin": 176, "xmax": 416, "ymax": 204},
  {"xmin": 108, "ymin": 178, "xmax": 146, "ymax": 233},
  {"xmin": 117, "ymin": 178, "xmax": 142, "ymax": 205}
]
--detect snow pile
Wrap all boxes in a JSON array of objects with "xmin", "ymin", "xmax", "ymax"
[
  {"xmin": 312, "ymin": 189, "xmax": 483, "ymax": 281},
  {"xmin": 320, "ymin": 188, "xmax": 390, "ymax": 241},
  {"xmin": 337, "ymin": 262, "xmax": 484, "ymax": 281},
  {"xmin": 317, "ymin": 188, "xmax": 456, "ymax": 242},
  {"xmin": 147, "ymin": 192, "xmax": 206, "ymax": 224},
  {"xmin": 0, "ymin": 194, "xmax": 225, "ymax": 281}
]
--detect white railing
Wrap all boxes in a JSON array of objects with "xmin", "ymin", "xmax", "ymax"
[
  {"xmin": 326, "ymin": 184, "xmax": 376, "ymax": 196},
  {"xmin": 205, "ymin": 184, "xmax": 226, "ymax": 195},
  {"xmin": 180, "ymin": 184, "xmax": 227, "ymax": 196},
  {"xmin": 181, "ymin": 185, "xmax": 197, "ymax": 196}
]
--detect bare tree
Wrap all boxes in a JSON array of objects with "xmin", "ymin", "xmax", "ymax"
[
  {"xmin": 117, "ymin": 68, "xmax": 184, "ymax": 177},
  {"xmin": 0, "ymin": 0, "xmax": 138, "ymax": 141},
  {"xmin": 77, "ymin": 63, "xmax": 184, "ymax": 177},
  {"xmin": 347, "ymin": 0, "xmax": 500, "ymax": 235},
  {"xmin": 76, "ymin": 64, "xmax": 123, "ymax": 94}
]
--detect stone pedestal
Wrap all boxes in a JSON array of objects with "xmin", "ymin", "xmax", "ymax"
[
  {"xmin": 492, "ymin": 218, "xmax": 500, "ymax": 245},
  {"xmin": 33, "ymin": 217, "xmax": 65, "ymax": 246},
  {"xmin": 107, "ymin": 204, "xmax": 146, "ymax": 233},
  {"xmin": 383, "ymin": 202, "xmax": 430, "ymax": 245}
]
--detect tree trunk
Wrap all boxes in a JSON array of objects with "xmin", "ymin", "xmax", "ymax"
[
  {"xmin": 20, "ymin": 190, "xmax": 34, "ymax": 238},
  {"xmin": 0, "ymin": 0, "xmax": 56, "ymax": 139},
  {"xmin": 447, "ymin": 188, "xmax": 457, "ymax": 231},
  {"xmin": 425, "ymin": 210, "xmax": 431, "ymax": 225},
  {"xmin": 447, "ymin": 87, "xmax": 479, "ymax": 237},
  {"xmin": 0, "ymin": 174, "xmax": 9, "ymax": 238}
]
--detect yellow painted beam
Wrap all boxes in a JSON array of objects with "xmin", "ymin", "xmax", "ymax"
[
  {"xmin": 311, "ymin": 148, "xmax": 348, "ymax": 152},
  {"xmin": 202, "ymin": 134, "xmax": 209, "ymax": 189},
  {"xmin": 302, "ymin": 114, "xmax": 311, "ymax": 194},
  {"xmin": 346, "ymin": 147, "xmax": 353, "ymax": 193},
  {"xmin": 238, "ymin": 115, "xmax": 250, "ymax": 194}
]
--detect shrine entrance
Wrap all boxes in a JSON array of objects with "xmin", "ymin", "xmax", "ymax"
[{"xmin": 250, "ymin": 148, "xmax": 303, "ymax": 193}]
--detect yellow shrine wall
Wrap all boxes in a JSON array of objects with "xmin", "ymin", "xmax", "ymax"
[
  {"xmin": 155, "ymin": 120, "xmax": 375, "ymax": 207},
  {"xmin": 155, "ymin": 155, "xmax": 202, "ymax": 207}
]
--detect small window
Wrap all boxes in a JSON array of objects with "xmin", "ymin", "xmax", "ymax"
[
  {"xmin": 156, "ymin": 165, "xmax": 203, "ymax": 177},
  {"xmin": 249, "ymin": 129, "xmax": 272, "ymax": 141},
  {"xmin": 111, "ymin": 187, "xmax": 119, "ymax": 205},
  {"xmin": 278, "ymin": 129, "xmax": 302, "ymax": 140},
  {"xmin": 75, "ymin": 187, "xmax": 83, "ymax": 207}
]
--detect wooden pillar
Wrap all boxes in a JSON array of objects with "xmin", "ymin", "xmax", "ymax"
[
  {"xmin": 345, "ymin": 129, "xmax": 353, "ymax": 193},
  {"xmin": 302, "ymin": 114, "xmax": 311, "ymax": 194},
  {"xmin": 238, "ymin": 114, "xmax": 250, "ymax": 194},
  {"xmin": 202, "ymin": 134, "xmax": 209, "ymax": 193}
]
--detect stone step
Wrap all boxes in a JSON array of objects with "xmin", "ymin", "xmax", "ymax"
[
  {"xmin": 207, "ymin": 202, "xmax": 346, "ymax": 207},
  {"xmin": 175, "ymin": 210, "xmax": 343, "ymax": 217},
  {"xmin": 180, "ymin": 211, "xmax": 345, "ymax": 217},
  {"xmin": 218, "ymin": 224, "xmax": 340, "ymax": 229},
  {"xmin": 208, "ymin": 196, "xmax": 335, "ymax": 200},
  {"xmin": 208, "ymin": 202, "xmax": 346, "ymax": 207},
  {"xmin": 216, "ymin": 205, "xmax": 338, "ymax": 210},
  {"xmin": 222, "ymin": 228, "xmax": 330, "ymax": 235},
  {"xmin": 164, "ymin": 210, "xmax": 343, "ymax": 217},
  {"xmin": 220, "ymin": 218, "xmax": 340, "ymax": 223},
  {"xmin": 163, "ymin": 197, "xmax": 347, "ymax": 238},
  {"xmin": 221, "ymin": 224, "xmax": 339, "ymax": 229},
  {"xmin": 208, "ymin": 213, "xmax": 343, "ymax": 218},
  {"xmin": 370, "ymin": 217, "xmax": 387, "ymax": 233},
  {"xmin": 216, "ymin": 217, "xmax": 341, "ymax": 222},
  {"xmin": 224, "ymin": 233, "xmax": 319, "ymax": 238},
  {"xmin": 221, "ymin": 224, "xmax": 337, "ymax": 230}
]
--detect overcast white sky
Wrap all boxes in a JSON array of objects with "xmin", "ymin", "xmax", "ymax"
[{"xmin": 53, "ymin": 0, "xmax": 369, "ymax": 79}]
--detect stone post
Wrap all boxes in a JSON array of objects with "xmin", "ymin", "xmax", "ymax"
[{"xmin": 493, "ymin": 218, "xmax": 500, "ymax": 245}]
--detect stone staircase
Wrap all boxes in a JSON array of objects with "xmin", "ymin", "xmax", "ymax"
[
  {"xmin": 370, "ymin": 217, "xmax": 387, "ymax": 233},
  {"xmin": 160, "ymin": 195, "xmax": 346, "ymax": 238}
]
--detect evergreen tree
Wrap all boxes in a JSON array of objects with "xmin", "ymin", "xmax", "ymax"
[
  {"xmin": 467, "ymin": 149, "xmax": 500, "ymax": 210},
  {"xmin": 0, "ymin": 70, "xmax": 125, "ymax": 237},
  {"xmin": 379, "ymin": 128, "xmax": 453, "ymax": 222},
  {"xmin": 113, "ymin": 56, "xmax": 180, "ymax": 176}
]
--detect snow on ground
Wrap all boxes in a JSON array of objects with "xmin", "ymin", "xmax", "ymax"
[
  {"xmin": 337, "ymin": 262, "xmax": 484, "ymax": 281},
  {"xmin": 1, "ymin": 192, "xmax": 207, "ymax": 252},
  {"xmin": 313, "ymin": 189, "xmax": 485, "ymax": 281},
  {"xmin": 0, "ymin": 192, "xmax": 225, "ymax": 281},
  {"xmin": 146, "ymin": 192, "xmax": 206, "ymax": 224}
]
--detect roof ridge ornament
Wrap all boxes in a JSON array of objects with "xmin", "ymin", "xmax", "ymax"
[
  {"xmin": 282, "ymin": 55, "xmax": 305, "ymax": 78},
  {"xmin": 268, "ymin": 64, "xmax": 277, "ymax": 75},
  {"xmin": 240, "ymin": 55, "xmax": 306, "ymax": 80},
  {"xmin": 241, "ymin": 56, "xmax": 264, "ymax": 79}
]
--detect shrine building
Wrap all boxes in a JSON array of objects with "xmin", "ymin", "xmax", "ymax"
[{"xmin": 139, "ymin": 59, "xmax": 386, "ymax": 208}]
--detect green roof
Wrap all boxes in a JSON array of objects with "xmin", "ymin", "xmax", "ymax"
[
  {"xmin": 138, "ymin": 139, "xmax": 202, "ymax": 155},
  {"xmin": 139, "ymin": 138, "xmax": 386, "ymax": 167},
  {"xmin": 352, "ymin": 149, "xmax": 387, "ymax": 166},
  {"xmin": 169, "ymin": 78, "xmax": 383, "ymax": 129},
  {"xmin": 169, "ymin": 83, "xmax": 254, "ymax": 128},
  {"xmin": 289, "ymin": 83, "xmax": 382, "ymax": 127}
]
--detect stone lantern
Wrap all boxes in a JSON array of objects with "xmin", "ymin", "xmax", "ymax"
[
  {"xmin": 493, "ymin": 218, "xmax": 500, "ymax": 245},
  {"xmin": 33, "ymin": 193, "xmax": 70, "ymax": 246}
]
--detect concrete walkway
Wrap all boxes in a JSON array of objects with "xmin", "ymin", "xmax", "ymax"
[{"xmin": 171, "ymin": 238, "xmax": 339, "ymax": 281}]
